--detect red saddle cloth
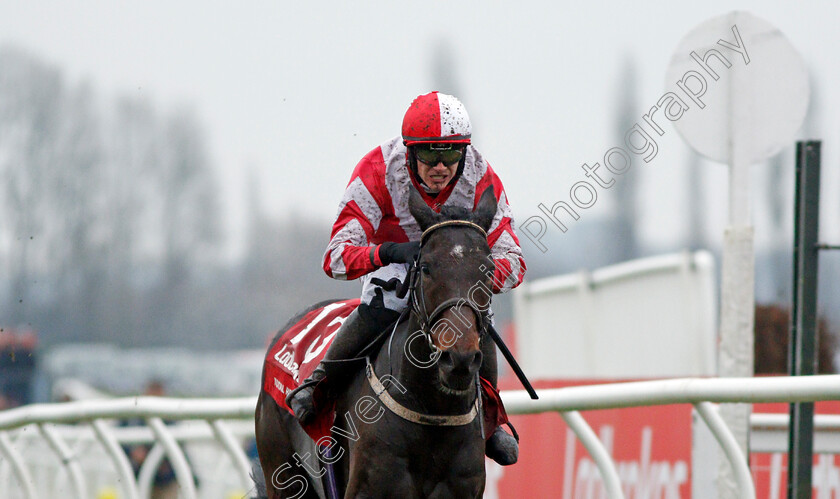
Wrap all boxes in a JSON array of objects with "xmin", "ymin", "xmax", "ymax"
[
  {"xmin": 264, "ymin": 298, "xmax": 509, "ymax": 442},
  {"xmin": 264, "ymin": 299, "xmax": 360, "ymax": 440}
]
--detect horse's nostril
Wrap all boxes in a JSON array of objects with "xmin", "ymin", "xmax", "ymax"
[
  {"xmin": 439, "ymin": 350, "xmax": 454, "ymax": 369},
  {"xmin": 470, "ymin": 351, "xmax": 483, "ymax": 372},
  {"xmin": 439, "ymin": 350, "xmax": 482, "ymax": 375}
]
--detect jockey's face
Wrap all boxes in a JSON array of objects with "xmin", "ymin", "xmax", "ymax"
[{"xmin": 415, "ymin": 145, "xmax": 463, "ymax": 193}]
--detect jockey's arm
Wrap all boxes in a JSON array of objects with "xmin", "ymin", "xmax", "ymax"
[
  {"xmin": 322, "ymin": 210, "xmax": 382, "ymax": 281},
  {"xmin": 482, "ymin": 169, "xmax": 527, "ymax": 294},
  {"xmin": 322, "ymin": 152, "xmax": 389, "ymax": 281},
  {"xmin": 487, "ymin": 217, "xmax": 526, "ymax": 293}
]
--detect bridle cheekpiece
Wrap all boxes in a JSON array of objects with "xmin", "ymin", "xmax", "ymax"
[{"xmin": 410, "ymin": 219, "xmax": 491, "ymax": 345}]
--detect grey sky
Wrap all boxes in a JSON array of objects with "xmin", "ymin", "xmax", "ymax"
[{"xmin": 1, "ymin": 1, "xmax": 838, "ymax": 258}]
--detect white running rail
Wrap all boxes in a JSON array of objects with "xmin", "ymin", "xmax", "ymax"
[
  {"xmin": 0, "ymin": 397, "xmax": 257, "ymax": 499},
  {"xmin": 2, "ymin": 375, "xmax": 840, "ymax": 498}
]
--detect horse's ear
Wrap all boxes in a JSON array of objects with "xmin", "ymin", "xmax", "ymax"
[
  {"xmin": 473, "ymin": 186, "xmax": 498, "ymax": 232},
  {"xmin": 408, "ymin": 184, "xmax": 440, "ymax": 231}
]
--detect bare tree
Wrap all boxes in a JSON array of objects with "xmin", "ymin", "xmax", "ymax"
[
  {"xmin": 0, "ymin": 47, "xmax": 64, "ymax": 325},
  {"xmin": 51, "ymin": 83, "xmax": 108, "ymax": 340},
  {"xmin": 431, "ymin": 39, "xmax": 463, "ymax": 99},
  {"xmin": 686, "ymin": 150, "xmax": 705, "ymax": 251},
  {"xmin": 157, "ymin": 109, "xmax": 220, "ymax": 285},
  {"xmin": 612, "ymin": 56, "xmax": 639, "ymax": 261},
  {"xmin": 755, "ymin": 304, "xmax": 835, "ymax": 374}
]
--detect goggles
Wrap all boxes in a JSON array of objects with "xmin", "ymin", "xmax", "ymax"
[{"xmin": 414, "ymin": 144, "xmax": 464, "ymax": 167}]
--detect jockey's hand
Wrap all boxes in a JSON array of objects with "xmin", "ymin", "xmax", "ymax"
[
  {"xmin": 369, "ymin": 277, "xmax": 402, "ymax": 291},
  {"xmin": 379, "ymin": 241, "xmax": 421, "ymax": 265}
]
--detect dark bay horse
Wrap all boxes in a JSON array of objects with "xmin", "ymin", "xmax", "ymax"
[{"xmin": 255, "ymin": 186, "xmax": 499, "ymax": 498}]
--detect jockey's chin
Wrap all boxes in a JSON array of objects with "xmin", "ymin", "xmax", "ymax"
[
  {"xmin": 417, "ymin": 161, "xmax": 457, "ymax": 193},
  {"xmin": 425, "ymin": 175, "xmax": 450, "ymax": 192}
]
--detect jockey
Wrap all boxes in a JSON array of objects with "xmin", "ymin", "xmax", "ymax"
[{"xmin": 287, "ymin": 91, "xmax": 527, "ymax": 466}]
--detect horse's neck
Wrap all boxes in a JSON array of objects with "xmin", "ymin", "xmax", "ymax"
[{"xmin": 375, "ymin": 314, "xmax": 476, "ymax": 415}]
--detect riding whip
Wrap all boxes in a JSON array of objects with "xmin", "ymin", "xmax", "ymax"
[{"xmin": 486, "ymin": 325, "xmax": 539, "ymax": 400}]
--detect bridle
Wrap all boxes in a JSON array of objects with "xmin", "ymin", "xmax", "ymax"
[
  {"xmin": 365, "ymin": 218, "xmax": 492, "ymax": 429},
  {"xmin": 408, "ymin": 220, "xmax": 491, "ymax": 346}
]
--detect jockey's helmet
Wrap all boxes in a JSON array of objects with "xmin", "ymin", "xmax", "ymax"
[{"xmin": 402, "ymin": 92, "xmax": 471, "ymax": 146}]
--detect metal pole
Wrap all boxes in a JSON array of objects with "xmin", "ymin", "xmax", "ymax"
[
  {"xmin": 787, "ymin": 140, "xmax": 821, "ymax": 499},
  {"xmin": 718, "ymin": 42, "xmax": 756, "ymax": 496}
]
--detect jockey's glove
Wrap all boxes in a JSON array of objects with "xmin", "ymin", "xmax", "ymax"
[{"xmin": 378, "ymin": 241, "xmax": 421, "ymax": 265}]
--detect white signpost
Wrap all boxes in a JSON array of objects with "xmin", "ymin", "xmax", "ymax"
[{"xmin": 665, "ymin": 11, "xmax": 809, "ymax": 498}]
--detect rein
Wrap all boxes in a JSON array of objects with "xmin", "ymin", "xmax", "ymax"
[{"xmin": 365, "ymin": 218, "xmax": 489, "ymax": 428}]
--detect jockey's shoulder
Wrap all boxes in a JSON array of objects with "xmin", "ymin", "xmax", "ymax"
[{"xmin": 351, "ymin": 145, "xmax": 390, "ymax": 180}]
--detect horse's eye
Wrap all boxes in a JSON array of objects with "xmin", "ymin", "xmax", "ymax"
[{"xmin": 421, "ymin": 263, "xmax": 431, "ymax": 275}]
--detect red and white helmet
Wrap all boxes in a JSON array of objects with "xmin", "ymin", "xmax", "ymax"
[{"xmin": 401, "ymin": 91, "xmax": 472, "ymax": 146}]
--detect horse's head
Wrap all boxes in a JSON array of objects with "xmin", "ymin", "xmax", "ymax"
[{"xmin": 407, "ymin": 186, "xmax": 497, "ymax": 393}]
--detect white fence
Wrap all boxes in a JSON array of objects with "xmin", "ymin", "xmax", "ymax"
[
  {"xmin": 514, "ymin": 251, "xmax": 717, "ymax": 378},
  {"xmin": 0, "ymin": 397, "xmax": 257, "ymax": 499},
  {"xmin": 3, "ymin": 375, "xmax": 840, "ymax": 498}
]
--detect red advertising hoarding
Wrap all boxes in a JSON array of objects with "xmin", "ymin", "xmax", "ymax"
[
  {"xmin": 490, "ymin": 379, "xmax": 840, "ymax": 498},
  {"xmin": 490, "ymin": 379, "xmax": 691, "ymax": 498},
  {"xmin": 752, "ymin": 401, "xmax": 840, "ymax": 499}
]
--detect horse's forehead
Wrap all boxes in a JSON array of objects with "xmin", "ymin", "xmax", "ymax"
[
  {"xmin": 425, "ymin": 232, "xmax": 488, "ymax": 267},
  {"xmin": 430, "ymin": 226, "xmax": 484, "ymax": 250}
]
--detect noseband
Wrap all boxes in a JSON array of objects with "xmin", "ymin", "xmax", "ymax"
[{"xmin": 408, "ymin": 220, "xmax": 491, "ymax": 345}]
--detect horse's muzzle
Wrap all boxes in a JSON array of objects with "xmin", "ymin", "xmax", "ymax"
[{"xmin": 438, "ymin": 349, "xmax": 482, "ymax": 391}]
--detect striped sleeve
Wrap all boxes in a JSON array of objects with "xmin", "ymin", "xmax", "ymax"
[
  {"xmin": 475, "ymin": 165, "xmax": 527, "ymax": 293},
  {"xmin": 322, "ymin": 148, "xmax": 388, "ymax": 280}
]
